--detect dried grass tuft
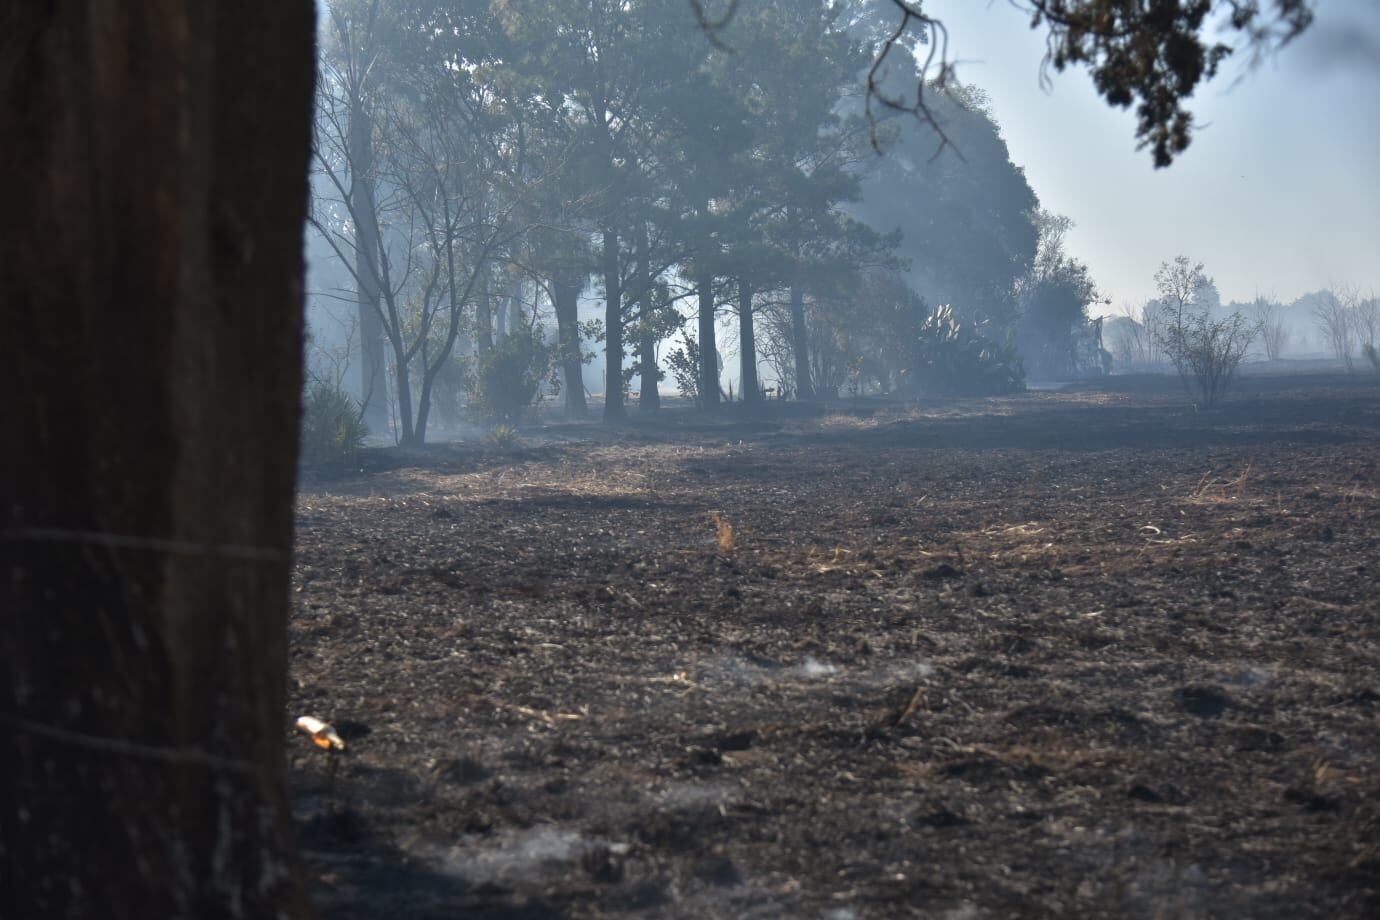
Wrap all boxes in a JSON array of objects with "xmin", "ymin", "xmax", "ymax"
[{"xmin": 710, "ymin": 511, "xmax": 736, "ymax": 553}]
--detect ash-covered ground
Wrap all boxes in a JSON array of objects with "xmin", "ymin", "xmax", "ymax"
[{"xmin": 289, "ymin": 375, "xmax": 1380, "ymax": 918}]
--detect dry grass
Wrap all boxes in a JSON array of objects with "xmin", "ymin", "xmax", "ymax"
[{"xmin": 710, "ymin": 511, "xmax": 736, "ymax": 553}]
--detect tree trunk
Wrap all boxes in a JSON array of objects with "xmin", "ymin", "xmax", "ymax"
[
  {"xmin": 639, "ymin": 326, "xmax": 661, "ymax": 410},
  {"xmin": 790, "ymin": 281, "xmax": 814, "ymax": 400},
  {"xmin": 494, "ymin": 294, "xmax": 508, "ymax": 340},
  {"xmin": 553, "ymin": 273, "xmax": 588, "ymax": 420},
  {"xmin": 635, "ymin": 222, "xmax": 660, "ymax": 412},
  {"xmin": 698, "ymin": 267, "xmax": 719, "ymax": 407},
  {"xmin": 602, "ymin": 228, "xmax": 625, "ymax": 421},
  {"xmin": 509, "ymin": 285, "xmax": 524, "ymax": 334},
  {"xmin": 738, "ymin": 279, "xmax": 759, "ymax": 403},
  {"xmin": 392, "ymin": 335, "xmax": 416, "ymax": 446},
  {"xmin": 1, "ymin": 4, "xmax": 315, "ymax": 919},
  {"xmin": 349, "ymin": 95, "xmax": 389, "ymax": 434},
  {"xmin": 477, "ymin": 266, "xmax": 494, "ymax": 354}
]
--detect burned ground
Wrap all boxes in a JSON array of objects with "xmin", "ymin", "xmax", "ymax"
[{"xmin": 289, "ymin": 377, "xmax": 1380, "ymax": 918}]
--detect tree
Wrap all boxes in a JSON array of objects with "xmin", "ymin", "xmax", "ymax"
[
  {"xmin": 853, "ymin": 81, "xmax": 1039, "ymax": 333},
  {"xmin": 2, "ymin": 3, "xmax": 315, "ymax": 918},
  {"xmin": 714, "ymin": 0, "xmax": 878, "ymax": 400},
  {"xmin": 1249, "ymin": 295, "xmax": 1289, "ymax": 361},
  {"xmin": 314, "ymin": 0, "xmax": 544, "ymax": 444},
  {"xmin": 317, "ymin": 0, "xmax": 395, "ymax": 432},
  {"xmin": 1015, "ymin": 211, "xmax": 1100, "ymax": 379},
  {"xmin": 1106, "ymin": 299, "xmax": 1168, "ymax": 371},
  {"xmin": 1353, "ymin": 291, "xmax": 1380, "ymax": 361},
  {"xmin": 1312, "ymin": 288, "xmax": 1355, "ymax": 369},
  {"xmin": 1153, "ymin": 255, "xmax": 1214, "ymax": 374}
]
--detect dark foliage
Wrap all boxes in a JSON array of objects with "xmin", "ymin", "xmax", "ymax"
[
  {"xmin": 466, "ymin": 329, "xmax": 553, "ymax": 424},
  {"xmin": 301, "ymin": 382, "xmax": 369, "ymax": 467},
  {"xmin": 906, "ymin": 304, "xmax": 1026, "ymax": 396}
]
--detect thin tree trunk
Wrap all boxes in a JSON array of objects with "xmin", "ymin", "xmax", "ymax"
[
  {"xmin": 602, "ymin": 228, "xmax": 625, "ymax": 421},
  {"xmin": 698, "ymin": 266, "xmax": 719, "ymax": 407},
  {"xmin": 738, "ymin": 279, "xmax": 759, "ymax": 403},
  {"xmin": 553, "ymin": 273, "xmax": 587, "ymax": 420},
  {"xmin": 1, "ymin": 4, "xmax": 315, "ymax": 918},
  {"xmin": 494, "ymin": 270, "xmax": 510, "ymax": 342},
  {"xmin": 389, "ymin": 323, "xmax": 416, "ymax": 445},
  {"xmin": 790, "ymin": 281, "xmax": 814, "ymax": 400},
  {"xmin": 396, "ymin": 379, "xmax": 415, "ymax": 444},
  {"xmin": 639, "ymin": 325, "xmax": 661, "ymax": 411},
  {"xmin": 509, "ymin": 286, "xmax": 524, "ymax": 334},
  {"xmin": 476, "ymin": 266, "xmax": 494, "ymax": 353},
  {"xmin": 349, "ymin": 97, "xmax": 388, "ymax": 433},
  {"xmin": 697, "ymin": 200, "xmax": 719, "ymax": 408},
  {"xmin": 635, "ymin": 221, "xmax": 659, "ymax": 411}
]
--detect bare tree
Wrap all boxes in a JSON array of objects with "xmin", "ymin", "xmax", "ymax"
[
  {"xmin": 2, "ymin": 3, "xmax": 315, "ymax": 917},
  {"xmin": 1152, "ymin": 256, "xmax": 1218, "ymax": 380},
  {"xmin": 317, "ymin": 0, "xmax": 392, "ymax": 432},
  {"xmin": 1348, "ymin": 288, "xmax": 1379, "ymax": 360},
  {"xmin": 1249, "ymin": 294, "xmax": 1289, "ymax": 362},
  {"xmin": 1312, "ymin": 288, "xmax": 1355, "ymax": 370},
  {"xmin": 313, "ymin": 24, "xmax": 541, "ymax": 445},
  {"xmin": 1155, "ymin": 258, "xmax": 1206, "ymax": 341},
  {"xmin": 1108, "ymin": 300, "xmax": 1166, "ymax": 371}
]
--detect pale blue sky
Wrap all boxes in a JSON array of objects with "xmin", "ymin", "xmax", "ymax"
[{"xmin": 924, "ymin": 0, "xmax": 1380, "ymax": 311}]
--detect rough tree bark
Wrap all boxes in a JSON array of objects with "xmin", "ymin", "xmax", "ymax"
[{"xmin": 1, "ymin": 4, "xmax": 316, "ymax": 918}]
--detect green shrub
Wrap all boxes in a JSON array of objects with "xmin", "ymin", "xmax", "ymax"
[
  {"xmin": 487, "ymin": 423, "xmax": 522, "ymax": 448},
  {"xmin": 906, "ymin": 304, "xmax": 1025, "ymax": 396},
  {"xmin": 467, "ymin": 330, "xmax": 552, "ymax": 424},
  {"xmin": 665, "ymin": 337, "xmax": 702, "ymax": 404},
  {"xmin": 300, "ymin": 381, "xmax": 368, "ymax": 467}
]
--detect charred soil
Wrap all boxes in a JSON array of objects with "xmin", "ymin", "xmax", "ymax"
[{"xmin": 290, "ymin": 376, "xmax": 1380, "ymax": 918}]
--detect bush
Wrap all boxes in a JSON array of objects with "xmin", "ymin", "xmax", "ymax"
[
  {"xmin": 467, "ymin": 330, "xmax": 552, "ymax": 424},
  {"xmin": 487, "ymin": 423, "xmax": 521, "ymax": 448},
  {"xmin": 905, "ymin": 305, "xmax": 1025, "ymax": 396},
  {"xmin": 300, "ymin": 381, "xmax": 368, "ymax": 467},
  {"xmin": 665, "ymin": 336, "xmax": 703, "ymax": 404},
  {"xmin": 1161, "ymin": 312, "xmax": 1259, "ymax": 406}
]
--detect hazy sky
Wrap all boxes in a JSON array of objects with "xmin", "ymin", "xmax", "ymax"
[{"xmin": 923, "ymin": 0, "xmax": 1380, "ymax": 311}]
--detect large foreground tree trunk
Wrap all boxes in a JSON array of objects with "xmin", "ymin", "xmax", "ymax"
[{"xmin": 1, "ymin": 4, "xmax": 316, "ymax": 918}]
